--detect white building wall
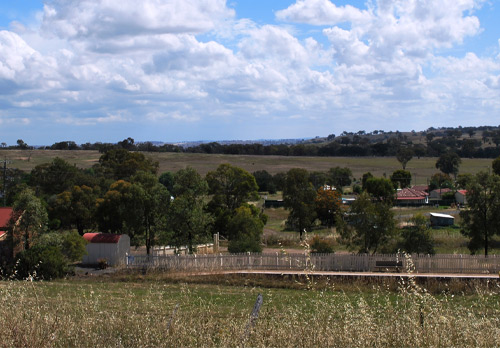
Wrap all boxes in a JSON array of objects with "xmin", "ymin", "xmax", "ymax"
[{"xmin": 82, "ymin": 235, "xmax": 130, "ymax": 266}]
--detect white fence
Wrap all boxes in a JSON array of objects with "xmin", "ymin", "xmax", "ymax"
[{"xmin": 126, "ymin": 253, "xmax": 500, "ymax": 274}]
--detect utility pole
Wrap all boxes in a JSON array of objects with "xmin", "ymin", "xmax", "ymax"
[{"xmin": 1, "ymin": 158, "xmax": 11, "ymax": 206}]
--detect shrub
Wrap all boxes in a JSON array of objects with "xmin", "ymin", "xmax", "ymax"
[
  {"xmin": 309, "ymin": 235, "xmax": 335, "ymax": 254},
  {"xmin": 227, "ymin": 206, "xmax": 264, "ymax": 253},
  {"xmin": 97, "ymin": 258, "xmax": 108, "ymax": 270},
  {"xmin": 15, "ymin": 244, "xmax": 70, "ymax": 280}
]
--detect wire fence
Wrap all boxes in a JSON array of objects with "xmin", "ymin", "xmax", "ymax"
[{"xmin": 126, "ymin": 252, "xmax": 500, "ymax": 274}]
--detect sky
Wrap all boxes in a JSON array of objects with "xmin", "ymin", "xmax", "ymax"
[{"xmin": 0, "ymin": 0, "xmax": 500, "ymax": 145}]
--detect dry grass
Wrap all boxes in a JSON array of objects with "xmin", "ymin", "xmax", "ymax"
[
  {"xmin": 1, "ymin": 150, "xmax": 493, "ymax": 182},
  {"xmin": 1, "ymin": 273, "xmax": 499, "ymax": 347}
]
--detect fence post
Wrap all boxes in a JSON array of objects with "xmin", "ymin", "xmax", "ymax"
[{"xmin": 242, "ymin": 294, "xmax": 263, "ymax": 341}]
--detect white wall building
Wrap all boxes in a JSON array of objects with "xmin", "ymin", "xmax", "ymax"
[{"xmin": 82, "ymin": 233, "xmax": 130, "ymax": 266}]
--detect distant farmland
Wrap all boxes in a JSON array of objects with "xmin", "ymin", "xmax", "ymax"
[{"xmin": 1, "ymin": 149, "xmax": 493, "ymax": 184}]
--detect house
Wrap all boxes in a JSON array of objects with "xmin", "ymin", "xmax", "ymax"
[
  {"xmin": 411, "ymin": 185, "xmax": 429, "ymax": 193},
  {"xmin": 396, "ymin": 188, "xmax": 428, "ymax": 205},
  {"xmin": 82, "ymin": 233, "xmax": 130, "ymax": 266},
  {"xmin": 429, "ymin": 212, "xmax": 455, "ymax": 226},
  {"xmin": 0, "ymin": 207, "xmax": 12, "ymax": 235},
  {"xmin": 455, "ymin": 190, "xmax": 467, "ymax": 205},
  {"xmin": 0, "ymin": 207, "xmax": 13, "ymax": 261},
  {"xmin": 429, "ymin": 188, "xmax": 452, "ymax": 199}
]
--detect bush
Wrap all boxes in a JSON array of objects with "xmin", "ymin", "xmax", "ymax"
[
  {"xmin": 97, "ymin": 258, "xmax": 108, "ymax": 270},
  {"xmin": 15, "ymin": 244, "xmax": 70, "ymax": 280},
  {"xmin": 309, "ymin": 235, "xmax": 335, "ymax": 254},
  {"xmin": 37, "ymin": 231, "xmax": 88, "ymax": 262},
  {"xmin": 227, "ymin": 206, "xmax": 264, "ymax": 253}
]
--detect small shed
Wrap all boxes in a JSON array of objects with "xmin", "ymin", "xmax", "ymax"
[
  {"xmin": 455, "ymin": 190, "xmax": 467, "ymax": 205},
  {"xmin": 82, "ymin": 233, "xmax": 130, "ymax": 266},
  {"xmin": 429, "ymin": 213, "xmax": 455, "ymax": 226}
]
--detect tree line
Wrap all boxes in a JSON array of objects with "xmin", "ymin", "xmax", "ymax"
[{"xmin": 3, "ymin": 125, "xmax": 500, "ymax": 159}]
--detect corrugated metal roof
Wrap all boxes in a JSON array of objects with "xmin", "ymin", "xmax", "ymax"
[
  {"xmin": 83, "ymin": 233, "xmax": 122, "ymax": 244},
  {"xmin": 430, "ymin": 213, "xmax": 454, "ymax": 219},
  {"xmin": 0, "ymin": 207, "xmax": 13, "ymax": 229}
]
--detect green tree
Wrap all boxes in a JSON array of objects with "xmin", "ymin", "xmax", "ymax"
[
  {"xmin": 309, "ymin": 171, "xmax": 328, "ymax": 190},
  {"xmin": 429, "ymin": 173, "xmax": 454, "ymax": 191},
  {"xmin": 283, "ymin": 168, "xmax": 317, "ymax": 239},
  {"xmin": 361, "ymin": 172, "xmax": 374, "ymax": 191},
  {"xmin": 37, "ymin": 230, "xmax": 88, "ymax": 262},
  {"xmin": 252, "ymin": 170, "xmax": 276, "ymax": 193},
  {"xmin": 168, "ymin": 167, "xmax": 212, "ymax": 254},
  {"xmin": 16, "ymin": 139, "xmax": 29, "ymax": 150},
  {"xmin": 206, "ymin": 164, "xmax": 259, "ymax": 237},
  {"xmin": 436, "ymin": 152, "xmax": 461, "ymax": 179},
  {"xmin": 96, "ymin": 180, "xmax": 143, "ymax": 236},
  {"xmin": 15, "ymin": 244, "xmax": 69, "ymax": 280},
  {"xmin": 456, "ymin": 173, "xmax": 474, "ymax": 190},
  {"xmin": 131, "ymin": 172, "xmax": 171, "ymax": 255},
  {"xmin": 159, "ymin": 171, "xmax": 175, "ymax": 193},
  {"xmin": 364, "ymin": 177, "xmax": 395, "ymax": 204},
  {"xmin": 30, "ymin": 157, "xmax": 81, "ymax": 196},
  {"xmin": 338, "ymin": 192, "xmax": 396, "ymax": 254},
  {"xmin": 400, "ymin": 214, "xmax": 435, "ymax": 255},
  {"xmin": 390, "ymin": 170, "xmax": 412, "ymax": 189},
  {"xmin": 315, "ymin": 186, "xmax": 342, "ymax": 227},
  {"xmin": 98, "ymin": 148, "xmax": 159, "ymax": 180},
  {"xmin": 396, "ymin": 148, "xmax": 414, "ymax": 170},
  {"xmin": 227, "ymin": 205, "xmax": 264, "ymax": 253},
  {"xmin": 492, "ymin": 156, "xmax": 500, "ymax": 176},
  {"xmin": 51, "ymin": 185, "xmax": 98, "ymax": 235},
  {"xmin": 206, "ymin": 164, "xmax": 259, "ymax": 212},
  {"xmin": 10, "ymin": 188, "xmax": 48, "ymax": 254},
  {"xmin": 327, "ymin": 167, "xmax": 352, "ymax": 191},
  {"xmin": 96, "ymin": 176, "xmax": 170, "ymax": 254},
  {"xmin": 460, "ymin": 172, "xmax": 500, "ymax": 256}
]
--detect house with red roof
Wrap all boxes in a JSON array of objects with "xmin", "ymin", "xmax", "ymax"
[
  {"xmin": 411, "ymin": 185, "xmax": 429, "ymax": 193},
  {"xmin": 455, "ymin": 190, "xmax": 467, "ymax": 205},
  {"xmin": 0, "ymin": 207, "xmax": 12, "ymax": 242},
  {"xmin": 0, "ymin": 207, "xmax": 14, "ymax": 262},
  {"xmin": 82, "ymin": 233, "xmax": 130, "ymax": 266},
  {"xmin": 396, "ymin": 188, "xmax": 429, "ymax": 206}
]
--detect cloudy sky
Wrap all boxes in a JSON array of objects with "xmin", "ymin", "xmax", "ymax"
[{"xmin": 1, "ymin": 0, "xmax": 499, "ymax": 145}]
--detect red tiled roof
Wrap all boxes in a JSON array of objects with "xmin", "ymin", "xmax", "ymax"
[
  {"xmin": 396, "ymin": 188, "xmax": 428, "ymax": 200},
  {"xmin": 0, "ymin": 231, "xmax": 6, "ymax": 239},
  {"xmin": 411, "ymin": 185, "xmax": 429, "ymax": 192},
  {"xmin": 457, "ymin": 190, "xmax": 467, "ymax": 195},
  {"xmin": 0, "ymin": 207, "xmax": 13, "ymax": 229},
  {"xmin": 83, "ymin": 233, "xmax": 122, "ymax": 244}
]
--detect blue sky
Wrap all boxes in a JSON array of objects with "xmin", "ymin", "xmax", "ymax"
[{"xmin": 1, "ymin": 0, "xmax": 500, "ymax": 145}]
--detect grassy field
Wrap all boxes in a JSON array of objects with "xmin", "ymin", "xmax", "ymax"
[
  {"xmin": 1, "ymin": 149, "xmax": 494, "ymax": 183},
  {"xmin": 260, "ymin": 204, "xmax": 500, "ymax": 255},
  {"xmin": 0, "ymin": 275, "xmax": 499, "ymax": 347}
]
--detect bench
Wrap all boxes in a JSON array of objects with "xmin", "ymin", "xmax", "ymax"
[{"xmin": 373, "ymin": 260, "xmax": 403, "ymax": 272}]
